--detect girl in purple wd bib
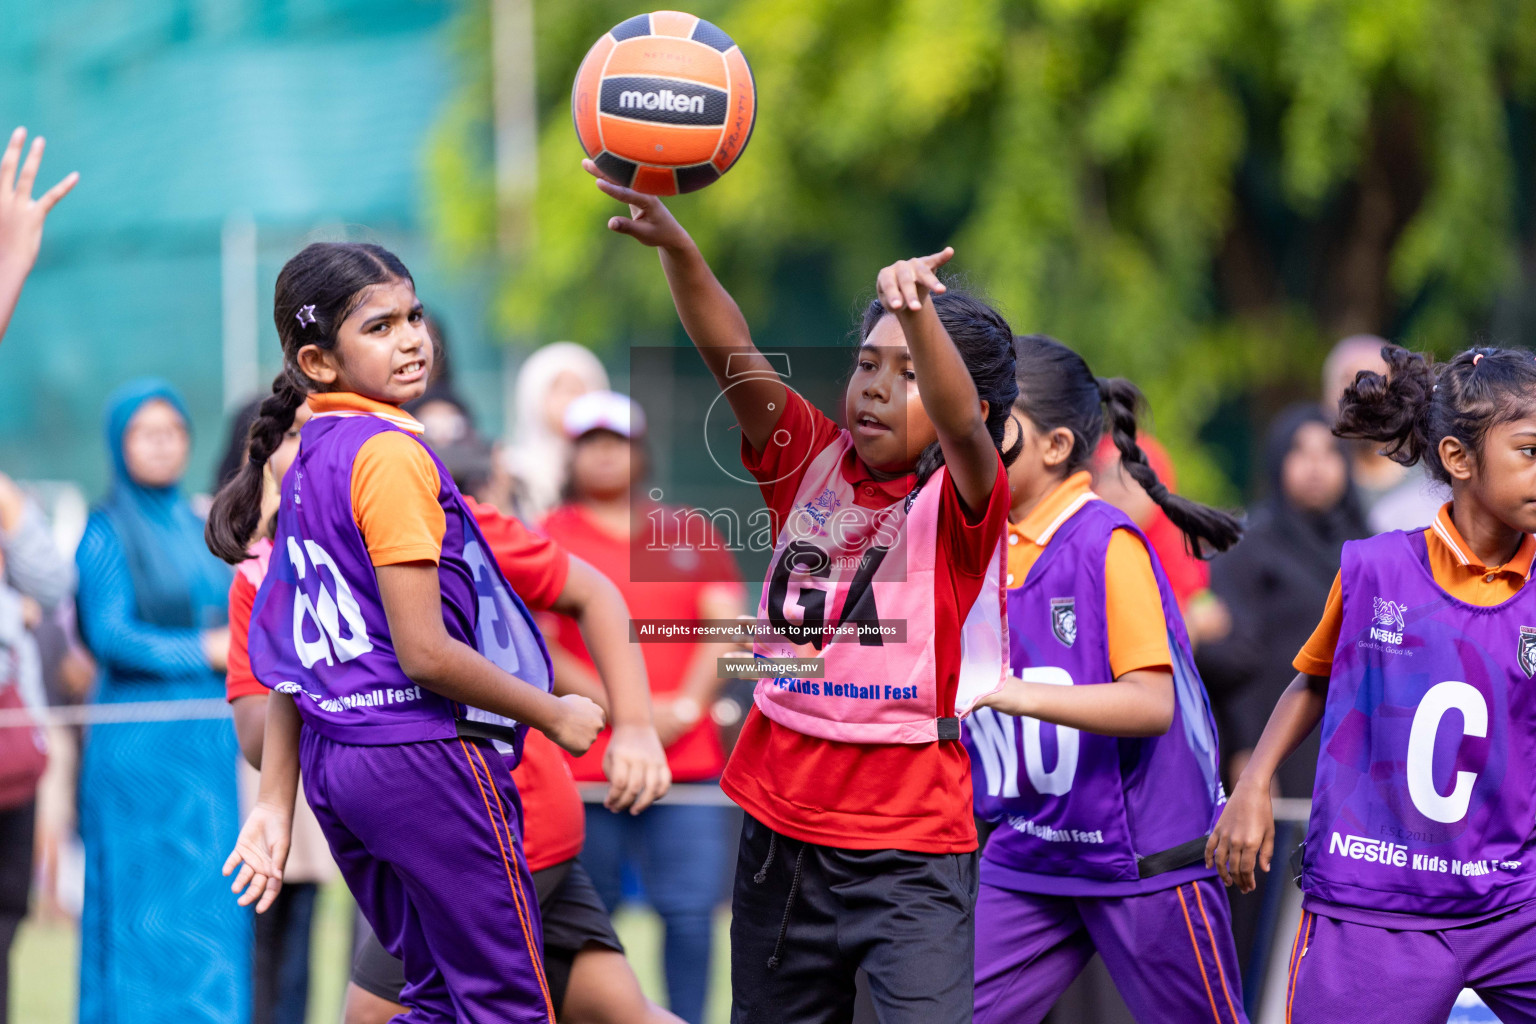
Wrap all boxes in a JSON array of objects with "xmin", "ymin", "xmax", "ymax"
[
  {"xmin": 966, "ymin": 336, "xmax": 1246, "ymax": 1023},
  {"xmin": 1210, "ymin": 345, "xmax": 1536, "ymax": 1024},
  {"xmin": 212, "ymin": 243, "xmax": 609, "ymax": 1024}
]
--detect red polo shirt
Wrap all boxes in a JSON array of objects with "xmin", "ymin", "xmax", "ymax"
[{"xmin": 719, "ymin": 397, "xmax": 1009, "ymax": 854}]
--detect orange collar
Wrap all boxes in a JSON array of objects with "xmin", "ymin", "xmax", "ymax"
[
  {"xmin": 1428, "ymin": 503, "xmax": 1535, "ymax": 580},
  {"xmin": 1009, "ymin": 471, "xmax": 1097, "ymax": 548},
  {"xmin": 307, "ymin": 392, "xmax": 424, "ymax": 435}
]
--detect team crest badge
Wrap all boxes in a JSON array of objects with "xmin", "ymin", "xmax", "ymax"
[
  {"xmin": 1373, "ymin": 597, "xmax": 1406, "ymax": 633},
  {"xmin": 1050, "ymin": 597, "xmax": 1076, "ymax": 648},
  {"xmin": 1519, "ymin": 627, "xmax": 1536, "ymax": 678}
]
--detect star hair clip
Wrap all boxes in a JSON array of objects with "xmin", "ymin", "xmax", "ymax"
[{"xmin": 296, "ymin": 304, "xmax": 317, "ymax": 328}]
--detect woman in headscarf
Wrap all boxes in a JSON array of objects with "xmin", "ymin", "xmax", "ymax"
[
  {"xmin": 75, "ymin": 379, "xmax": 246, "ymax": 1024},
  {"xmin": 1197, "ymin": 404, "xmax": 1369, "ymax": 796},
  {"xmin": 504, "ymin": 341, "xmax": 609, "ymax": 520}
]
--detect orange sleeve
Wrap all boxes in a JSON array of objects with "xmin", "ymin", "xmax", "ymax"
[
  {"xmin": 1104, "ymin": 528, "xmax": 1173, "ymax": 678},
  {"xmin": 351, "ymin": 431, "xmax": 446, "ymax": 566},
  {"xmin": 1293, "ymin": 572, "xmax": 1344, "ymax": 676}
]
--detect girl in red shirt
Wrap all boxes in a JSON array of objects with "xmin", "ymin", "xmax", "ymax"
[{"xmin": 588, "ymin": 161, "xmax": 1018, "ymax": 1024}]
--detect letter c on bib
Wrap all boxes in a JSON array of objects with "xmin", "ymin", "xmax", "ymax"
[{"xmin": 1406, "ymin": 680, "xmax": 1488, "ymax": 824}]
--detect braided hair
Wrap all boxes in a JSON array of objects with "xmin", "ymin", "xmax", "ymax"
[
  {"xmin": 1013, "ymin": 334, "xmax": 1242, "ymax": 554},
  {"xmin": 205, "ymin": 242, "xmax": 414, "ymax": 563},
  {"xmin": 1334, "ymin": 344, "xmax": 1536, "ymax": 484}
]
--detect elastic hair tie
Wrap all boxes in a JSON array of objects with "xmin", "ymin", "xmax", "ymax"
[{"xmin": 1473, "ymin": 352, "xmax": 1484, "ymax": 365}]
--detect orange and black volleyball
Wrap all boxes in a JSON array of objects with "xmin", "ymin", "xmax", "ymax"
[{"xmin": 572, "ymin": 10, "xmax": 757, "ymax": 196}]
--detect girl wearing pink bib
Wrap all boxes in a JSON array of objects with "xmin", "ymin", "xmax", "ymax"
[{"xmin": 588, "ymin": 160, "xmax": 1019, "ymax": 1024}]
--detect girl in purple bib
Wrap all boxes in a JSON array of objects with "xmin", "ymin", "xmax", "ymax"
[
  {"xmin": 1210, "ymin": 344, "xmax": 1536, "ymax": 1024},
  {"xmin": 967, "ymin": 336, "xmax": 1247, "ymax": 1023},
  {"xmin": 210, "ymin": 243, "xmax": 627, "ymax": 1024}
]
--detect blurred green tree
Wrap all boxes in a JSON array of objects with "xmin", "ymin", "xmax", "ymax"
[{"xmin": 427, "ymin": 0, "xmax": 1536, "ymax": 497}]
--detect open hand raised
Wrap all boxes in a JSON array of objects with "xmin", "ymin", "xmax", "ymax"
[{"xmin": 0, "ymin": 128, "xmax": 78, "ymax": 275}]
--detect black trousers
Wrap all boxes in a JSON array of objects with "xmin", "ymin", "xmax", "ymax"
[
  {"xmin": 0, "ymin": 800, "xmax": 35, "ymax": 1024},
  {"xmin": 730, "ymin": 814, "xmax": 977, "ymax": 1024}
]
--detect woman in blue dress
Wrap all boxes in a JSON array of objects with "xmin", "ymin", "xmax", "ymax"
[{"xmin": 75, "ymin": 379, "xmax": 246, "ymax": 1023}]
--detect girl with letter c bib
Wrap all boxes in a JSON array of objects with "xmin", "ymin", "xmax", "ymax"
[
  {"xmin": 1210, "ymin": 345, "xmax": 1536, "ymax": 1024},
  {"xmin": 211, "ymin": 242, "xmax": 607, "ymax": 1024},
  {"xmin": 966, "ymin": 336, "xmax": 1248, "ymax": 1024},
  {"xmin": 588, "ymin": 160, "xmax": 1018, "ymax": 1024}
]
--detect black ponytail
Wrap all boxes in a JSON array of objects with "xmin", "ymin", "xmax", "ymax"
[
  {"xmin": 1097, "ymin": 376, "xmax": 1242, "ymax": 554},
  {"xmin": 1013, "ymin": 334, "xmax": 1242, "ymax": 555},
  {"xmin": 859, "ymin": 288, "xmax": 1023, "ymax": 488},
  {"xmin": 206, "ymin": 369, "xmax": 308, "ymax": 562},
  {"xmin": 1334, "ymin": 343, "xmax": 1536, "ymax": 485},
  {"xmin": 205, "ymin": 241, "xmax": 414, "ymax": 563}
]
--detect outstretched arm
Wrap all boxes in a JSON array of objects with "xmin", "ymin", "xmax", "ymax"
[
  {"xmin": 549, "ymin": 555, "xmax": 670, "ymax": 814},
  {"xmin": 225, "ymin": 691, "xmax": 300, "ymax": 913},
  {"xmin": 1205, "ymin": 672, "xmax": 1329, "ymax": 892},
  {"xmin": 0, "ymin": 128, "xmax": 78, "ymax": 344},
  {"xmin": 976, "ymin": 668, "xmax": 1174, "ymax": 737},
  {"xmin": 376, "ymin": 561, "xmax": 606, "ymax": 756},
  {"xmin": 877, "ymin": 249, "xmax": 999, "ymax": 515},
  {"xmin": 585, "ymin": 160, "xmax": 783, "ymax": 452}
]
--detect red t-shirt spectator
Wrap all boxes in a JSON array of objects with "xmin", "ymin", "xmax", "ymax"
[
  {"xmin": 718, "ymin": 397, "xmax": 1009, "ymax": 855},
  {"xmin": 541, "ymin": 503, "xmax": 744, "ymax": 782},
  {"xmin": 226, "ymin": 501, "xmax": 582, "ymax": 872}
]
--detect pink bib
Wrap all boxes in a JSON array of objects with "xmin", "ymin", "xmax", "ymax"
[{"xmin": 753, "ymin": 435, "xmax": 1006, "ymax": 743}]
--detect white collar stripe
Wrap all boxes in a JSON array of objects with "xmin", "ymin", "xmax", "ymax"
[
  {"xmin": 1432, "ymin": 517, "xmax": 1472, "ymax": 567},
  {"xmin": 310, "ymin": 409, "xmax": 425, "ymax": 435},
  {"xmin": 1036, "ymin": 491, "xmax": 1100, "ymax": 547}
]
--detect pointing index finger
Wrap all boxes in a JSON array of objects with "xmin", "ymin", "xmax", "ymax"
[{"xmin": 921, "ymin": 246, "xmax": 955, "ymax": 270}]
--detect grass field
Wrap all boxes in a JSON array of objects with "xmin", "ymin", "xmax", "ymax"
[{"xmin": 13, "ymin": 880, "xmax": 733, "ymax": 1023}]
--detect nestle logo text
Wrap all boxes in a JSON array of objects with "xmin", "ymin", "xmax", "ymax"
[{"xmin": 1329, "ymin": 831, "xmax": 1408, "ymax": 867}]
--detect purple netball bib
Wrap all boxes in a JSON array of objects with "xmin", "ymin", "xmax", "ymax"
[
  {"xmin": 966, "ymin": 498, "xmax": 1225, "ymax": 896},
  {"xmin": 249, "ymin": 414, "xmax": 552, "ymax": 756},
  {"xmin": 1302, "ymin": 530, "xmax": 1536, "ymax": 917}
]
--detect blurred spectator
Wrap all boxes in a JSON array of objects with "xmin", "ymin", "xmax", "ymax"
[
  {"xmin": 1196, "ymin": 405, "xmax": 1369, "ymax": 980},
  {"xmin": 214, "ymin": 398, "xmax": 334, "ymax": 1024},
  {"xmin": 1198, "ymin": 405, "xmax": 1369, "ymax": 793},
  {"xmin": 1322, "ymin": 335, "xmax": 1446, "ymax": 532},
  {"xmin": 1090, "ymin": 436, "xmax": 1229, "ymax": 647},
  {"xmin": 542, "ymin": 391, "xmax": 743, "ymax": 1024},
  {"xmin": 404, "ymin": 387, "xmax": 519, "ymax": 515},
  {"xmin": 0, "ymin": 472, "xmax": 73, "ymax": 1024},
  {"xmin": 74, "ymin": 380, "xmax": 246, "ymax": 1024},
  {"xmin": 506, "ymin": 342, "xmax": 609, "ymax": 520},
  {"xmin": 407, "ymin": 384, "xmax": 474, "ymax": 446}
]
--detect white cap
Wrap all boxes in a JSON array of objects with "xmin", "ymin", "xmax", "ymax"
[{"xmin": 563, "ymin": 390, "xmax": 646, "ymax": 440}]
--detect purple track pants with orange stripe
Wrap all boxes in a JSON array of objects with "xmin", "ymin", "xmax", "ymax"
[
  {"xmin": 300, "ymin": 729, "xmax": 554, "ymax": 1024},
  {"xmin": 1285, "ymin": 903, "xmax": 1536, "ymax": 1024},
  {"xmin": 974, "ymin": 877, "xmax": 1248, "ymax": 1024}
]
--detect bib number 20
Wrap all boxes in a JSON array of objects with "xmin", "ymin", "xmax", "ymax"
[{"xmin": 287, "ymin": 537, "xmax": 374, "ymax": 668}]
